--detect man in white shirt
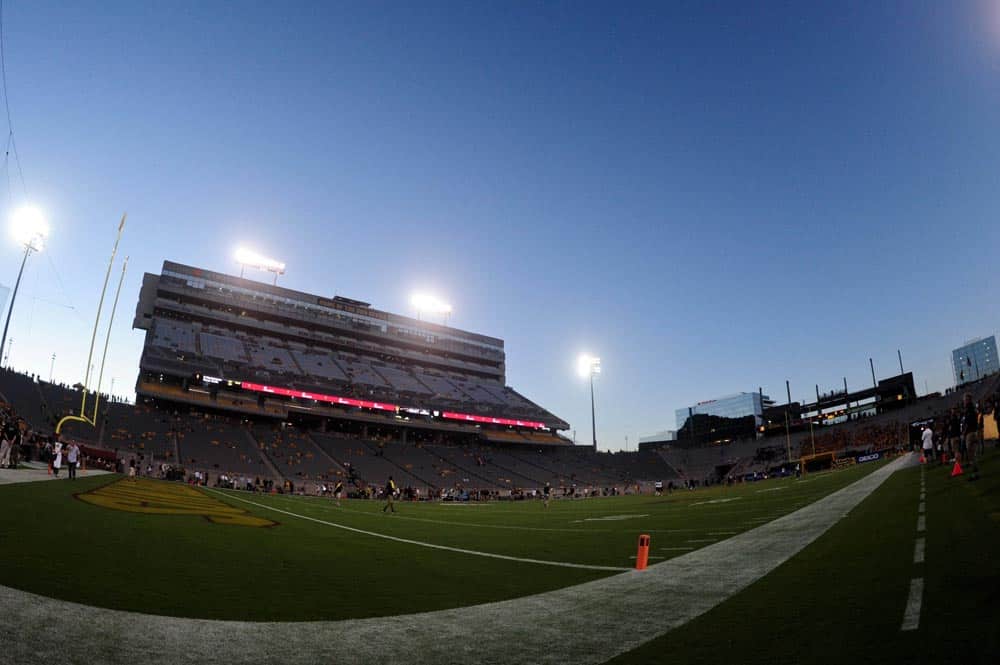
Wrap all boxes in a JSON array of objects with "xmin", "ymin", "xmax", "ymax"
[{"xmin": 921, "ymin": 425, "xmax": 934, "ymax": 462}]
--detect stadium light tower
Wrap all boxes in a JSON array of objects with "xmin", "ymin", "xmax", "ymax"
[
  {"xmin": 577, "ymin": 354, "xmax": 601, "ymax": 450},
  {"xmin": 0, "ymin": 206, "xmax": 49, "ymax": 368},
  {"xmin": 411, "ymin": 292, "xmax": 452, "ymax": 324}
]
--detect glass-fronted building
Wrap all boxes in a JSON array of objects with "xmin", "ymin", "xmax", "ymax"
[
  {"xmin": 952, "ymin": 336, "xmax": 998, "ymax": 386},
  {"xmin": 675, "ymin": 392, "xmax": 773, "ymax": 430}
]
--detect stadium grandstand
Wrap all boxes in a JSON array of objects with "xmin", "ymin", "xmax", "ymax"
[
  {"xmin": 0, "ymin": 261, "xmax": 995, "ymax": 499},
  {"xmin": 0, "ymin": 261, "xmax": 688, "ymax": 495}
]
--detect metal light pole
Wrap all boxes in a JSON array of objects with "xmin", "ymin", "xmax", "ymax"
[
  {"xmin": 579, "ymin": 354, "xmax": 601, "ymax": 450},
  {"xmin": 0, "ymin": 247, "xmax": 30, "ymax": 367},
  {"xmin": 785, "ymin": 380, "xmax": 792, "ymax": 467},
  {"xmin": 1, "ymin": 207, "xmax": 49, "ymax": 369},
  {"xmin": 49, "ymin": 353, "xmax": 55, "ymax": 382},
  {"xmin": 589, "ymin": 367, "xmax": 597, "ymax": 449}
]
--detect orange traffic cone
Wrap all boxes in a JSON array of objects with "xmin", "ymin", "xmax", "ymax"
[{"xmin": 951, "ymin": 460, "xmax": 963, "ymax": 477}]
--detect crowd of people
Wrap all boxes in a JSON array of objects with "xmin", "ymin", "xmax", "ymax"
[{"xmin": 919, "ymin": 391, "xmax": 995, "ymax": 478}]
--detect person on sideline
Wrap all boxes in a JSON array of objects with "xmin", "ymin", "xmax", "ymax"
[
  {"xmin": 382, "ymin": 476, "xmax": 397, "ymax": 513},
  {"xmin": 52, "ymin": 440, "xmax": 63, "ymax": 477},
  {"xmin": 921, "ymin": 425, "xmax": 934, "ymax": 463},
  {"xmin": 66, "ymin": 441, "xmax": 80, "ymax": 480},
  {"xmin": 0, "ymin": 431, "xmax": 10, "ymax": 469}
]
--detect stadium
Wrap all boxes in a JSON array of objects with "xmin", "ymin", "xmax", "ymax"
[
  {"xmin": 2, "ymin": 3, "xmax": 1000, "ymax": 665},
  {"xmin": 1, "ymin": 254, "xmax": 998, "ymax": 664}
]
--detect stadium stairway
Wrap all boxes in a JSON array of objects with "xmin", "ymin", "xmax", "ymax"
[
  {"xmin": 360, "ymin": 440, "xmax": 440, "ymax": 492},
  {"xmin": 426, "ymin": 445, "xmax": 506, "ymax": 490},
  {"xmin": 471, "ymin": 447, "xmax": 547, "ymax": 486},
  {"xmin": 503, "ymin": 448, "xmax": 567, "ymax": 480},
  {"xmin": 302, "ymin": 431, "xmax": 352, "ymax": 479},
  {"xmin": 242, "ymin": 428, "xmax": 285, "ymax": 482}
]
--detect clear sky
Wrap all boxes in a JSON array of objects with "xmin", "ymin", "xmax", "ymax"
[{"xmin": 1, "ymin": 1, "xmax": 999, "ymax": 450}]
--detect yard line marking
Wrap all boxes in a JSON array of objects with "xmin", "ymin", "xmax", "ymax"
[
  {"xmin": 913, "ymin": 537, "xmax": 925, "ymax": 564},
  {"xmin": 918, "ymin": 502, "xmax": 925, "ymax": 514},
  {"xmin": 690, "ymin": 498, "xmax": 740, "ymax": 506},
  {"xmin": 917, "ymin": 515, "xmax": 926, "ymax": 533},
  {"xmin": 900, "ymin": 578, "xmax": 924, "ymax": 631},
  {"xmin": 659, "ymin": 547, "xmax": 695, "ymax": 551},
  {"xmin": 571, "ymin": 514, "xmax": 648, "ymax": 523},
  {"xmin": 919, "ymin": 492, "xmax": 925, "ymax": 501},
  {"xmin": 755, "ymin": 487, "xmax": 787, "ymax": 493},
  {"xmin": 685, "ymin": 538, "xmax": 717, "ymax": 543},
  {"xmin": 707, "ymin": 531, "xmax": 739, "ymax": 536},
  {"xmin": 628, "ymin": 555, "xmax": 665, "ymax": 560},
  {"xmin": 206, "ymin": 489, "xmax": 630, "ymax": 572},
  {"xmin": 0, "ymin": 453, "xmax": 915, "ymax": 665},
  {"xmin": 276, "ymin": 498, "xmax": 612, "ymax": 533}
]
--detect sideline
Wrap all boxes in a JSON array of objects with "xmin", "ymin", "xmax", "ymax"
[
  {"xmin": 0, "ymin": 467, "xmax": 112, "ymax": 486},
  {"xmin": 1, "ymin": 453, "xmax": 914, "ymax": 665}
]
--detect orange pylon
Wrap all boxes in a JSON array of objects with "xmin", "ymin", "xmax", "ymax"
[
  {"xmin": 951, "ymin": 460, "xmax": 963, "ymax": 477},
  {"xmin": 635, "ymin": 534, "xmax": 651, "ymax": 570}
]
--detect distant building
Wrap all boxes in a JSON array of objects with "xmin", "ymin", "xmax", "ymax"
[
  {"xmin": 952, "ymin": 336, "xmax": 998, "ymax": 386},
  {"xmin": 675, "ymin": 392, "xmax": 773, "ymax": 430},
  {"xmin": 638, "ymin": 430, "xmax": 676, "ymax": 446}
]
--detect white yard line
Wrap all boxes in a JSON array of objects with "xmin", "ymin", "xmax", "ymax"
[
  {"xmin": 689, "ymin": 497, "xmax": 741, "ymax": 506},
  {"xmin": 913, "ymin": 538, "xmax": 925, "ymax": 564},
  {"xmin": 289, "ymin": 499, "xmax": 614, "ymax": 533},
  {"xmin": 917, "ymin": 515, "xmax": 926, "ymax": 533},
  {"xmin": 1, "ymin": 453, "xmax": 914, "ymax": 665},
  {"xmin": 207, "ymin": 489, "xmax": 630, "ymax": 572},
  {"xmin": 900, "ymin": 578, "xmax": 924, "ymax": 631}
]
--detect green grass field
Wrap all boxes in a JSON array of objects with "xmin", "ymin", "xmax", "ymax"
[{"xmin": 1, "ymin": 450, "xmax": 997, "ymax": 664}]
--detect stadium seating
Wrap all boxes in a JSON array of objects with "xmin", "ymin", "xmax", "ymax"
[
  {"xmin": 310, "ymin": 432, "xmax": 430, "ymax": 491},
  {"xmin": 251, "ymin": 423, "xmax": 341, "ymax": 482},
  {"xmin": 176, "ymin": 416, "xmax": 269, "ymax": 477}
]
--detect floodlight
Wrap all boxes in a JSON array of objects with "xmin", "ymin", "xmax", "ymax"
[
  {"xmin": 10, "ymin": 206, "xmax": 48, "ymax": 251},
  {"xmin": 235, "ymin": 247, "xmax": 286, "ymax": 274},
  {"xmin": 411, "ymin": 292, "xmax": 452, "ymax": 315},
  {"xmin": 577, "ymin": 353, "xmax": 601, "ymax": 378}
]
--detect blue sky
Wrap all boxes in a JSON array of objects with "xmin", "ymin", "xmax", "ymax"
[{"xmin": 1, "ymin": 1, "xmax": 999, "ymax": 449}]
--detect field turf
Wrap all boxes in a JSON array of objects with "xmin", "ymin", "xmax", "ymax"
[
  {"xmin": 1, "ymin": 461, "xmax": 884, "ymax": 621},
  {"xmin": 1, "ymin": 451, "xmax": 997, "ymax": 664},
  {"xmin": 608, "ymin": 448, "xmax": 1000, "ymax": 665}
]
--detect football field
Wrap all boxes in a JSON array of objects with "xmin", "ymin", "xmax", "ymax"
[{"xmin": 1, "ymin": 450, "xmax": 997, "ymax": 664}]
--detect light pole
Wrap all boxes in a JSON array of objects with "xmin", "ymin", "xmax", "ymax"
[
  {"xmin": 49, "ymin": 353, "xmax": 55, "ymax": 382},
  {"xmin": 578, "ymin": 354, "xmax": 601, "ymax": 450},
  {"xmin": 0, "ymin": 206, "xmax": 48, "ymax": 370}
]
